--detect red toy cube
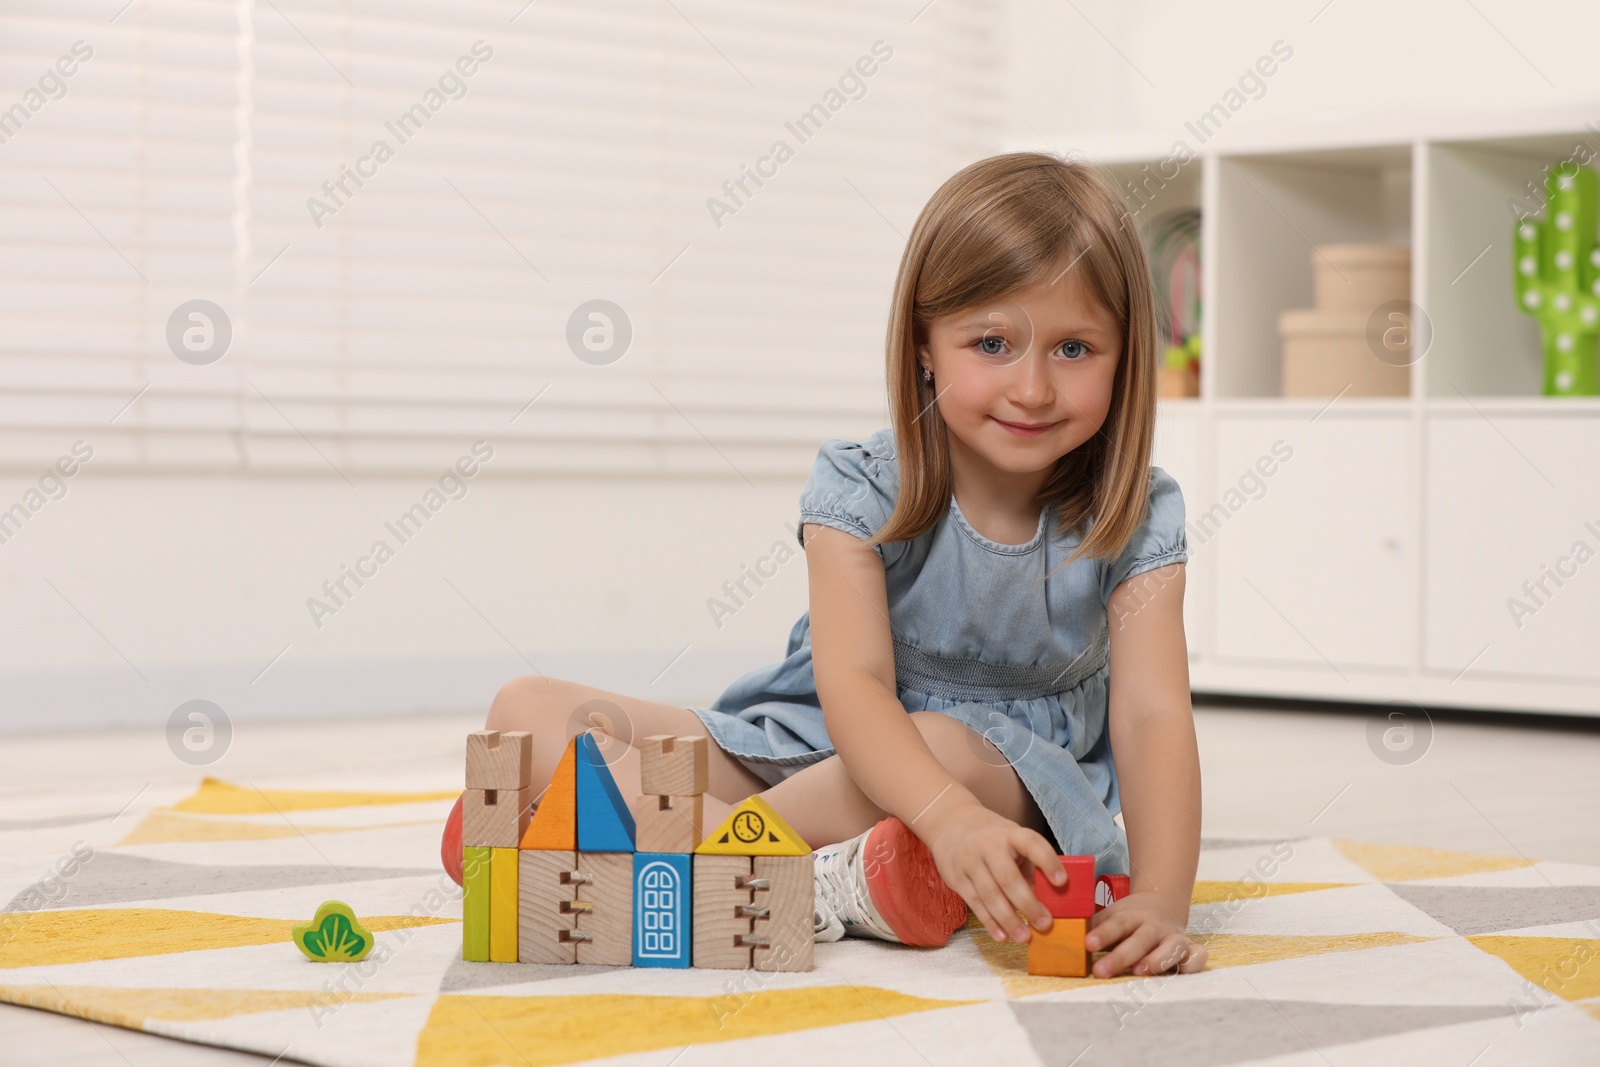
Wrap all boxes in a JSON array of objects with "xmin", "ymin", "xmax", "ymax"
[{"xmin": 1033, "ymin": 855, "xmax": 1096, "ymax": 918}]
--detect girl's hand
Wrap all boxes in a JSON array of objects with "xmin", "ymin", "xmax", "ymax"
[
  {"xmin": 1084, "ymin": 890, "xmax": 1207, "ymax": 977},
  {"xmin": 917, "ymin": 794, "xmax": 1064, "ymax": 944}
]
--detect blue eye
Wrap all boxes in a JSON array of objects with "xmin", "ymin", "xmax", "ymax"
[
  {"xmin": 977, "ymin": 336, "xmax": 1006, "ymax": 356},
  {"xmin": 1058, "ymin": 340, "xmax": 1088, "ymax": 359}
]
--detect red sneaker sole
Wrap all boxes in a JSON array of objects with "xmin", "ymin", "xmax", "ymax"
[
  {"xmin": 860, "ymin": 817, "xmax": 968, "ymax": 947},
  {"xmin": 441, "ymin": 792, "xmax": 464, "ymax": 887}
]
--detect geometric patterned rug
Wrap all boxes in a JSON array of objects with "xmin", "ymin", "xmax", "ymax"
[{"xmin": 3, "ymin": 776, "xmax": 1599, "ymax": 1066}]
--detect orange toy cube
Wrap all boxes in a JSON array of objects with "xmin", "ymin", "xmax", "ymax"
[{"xmin": 1027, "ymin": 917, "xmax": 1088, "ymax": 977}]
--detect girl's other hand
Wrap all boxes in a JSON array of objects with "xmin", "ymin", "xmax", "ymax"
[
  {"xmin": 917, "ymin": 793, "xmax": 1063, "ymax": 944},
  {"xmin": 1084, "ymin": 891, "xmax": 1207, "ymax": 977}
]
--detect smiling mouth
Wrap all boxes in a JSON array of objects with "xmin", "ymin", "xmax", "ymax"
[{"xmin": 993, "ymin": 417, "xmax": 1057, "ymax": 431}]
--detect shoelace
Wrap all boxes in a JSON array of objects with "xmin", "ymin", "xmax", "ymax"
[{"xmin": 814, "ymin": 836, "xmax": 884, "ymax": 934}]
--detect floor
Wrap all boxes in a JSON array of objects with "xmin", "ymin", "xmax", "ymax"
[{"xmin": 3, "ymin": 699, "xmax": 1599, "ymax": 1066}]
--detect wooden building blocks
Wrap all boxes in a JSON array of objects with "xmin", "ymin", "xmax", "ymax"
[
  {"xmin": 695, "ymin": 795, "xmax": 810, "ymax": 857},
  {"xmin": 462, "ymin": 845, "xmax": 491, "ymax": 962},
  {"xmin": 750, "ymin": 855, "xmax": 813, "ymax": 972},
  {"xmin": 634, "ymin": 793, "xmax": 704, "ymax": 854},
  {"xmin": 693, "ymin": 854, "xmax": 759, "ymax": 969},
  {"xmin": 460, "ymin": 728, "xmax": 815, "ymax": 972},
  {"xmin": 520, "ymin": 737, "xmax": 578, "ymax": 850},
  {"xmin": 1027, "ymin": 917, "xmax": 1088, "ymax": 977},
  {"xmin": 690, "ymin": 854, "xmax": 813, "ymax": 971},
  {"xmin": 575, "ymin": 732, "xmax": 637, "ymax": 853},
  {"xmin": 573, "ymin": 851, "xmax": 632, "ymax": 965},
  {"xmin": 633, "ymin": 852, "xmax": 692, "ymax": 968},
  {"xmin": 462, "ymin": 785, "xmax": 532, "ymax": 849},
  {"xmin": 1033, "ymin": 855, "xmax": 1096, "ymax": 920},
  {"xmin": 517, "ymin": 849, "xmax": 577, "ymax": 964},
  {"xmin": 462, "ymin": 731, "xmax": 535, "ymax": 852},
  {"xmin": 1026, "ymin": 855, "xmax": 1130, "ymax": 978},
  {"xmin": 629, "ymin": 734, "xmax": 704, "ymax": 967},
  {"xmin": 466, "ymin": 730, "xmax": 533, "ymax": 790},
  {"xmin": 488, "ymin": 847, "xmax": 519, "ymax": 962},
  {"xmin": 639, "ymin": 734, "xmax": 708, "ymax": 796}
]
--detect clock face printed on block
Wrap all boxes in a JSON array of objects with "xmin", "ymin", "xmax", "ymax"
[
  {"xmin": 698, "ymin": 795, "xmax": 810, "ymax": 855},
  {"xmin": 732, "ymin": 810, "xmax": 766, "ymax": 844}
]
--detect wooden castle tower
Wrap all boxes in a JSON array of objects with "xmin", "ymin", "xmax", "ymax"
[{"xmin": 459, "ymin": 729, "xmax": 813, "ymax": 971}]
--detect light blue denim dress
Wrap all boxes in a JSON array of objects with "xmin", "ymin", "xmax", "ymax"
[{"xmin": 686, "ymin": 427, "xmax": 1188, "ymax": 875}]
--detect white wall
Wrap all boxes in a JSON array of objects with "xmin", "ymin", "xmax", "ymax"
[
  {"xmin": 13, "ymin": 0, "xmax": 1597, "ymax": 733},
  {"xmin": 1000, "ymin": 0, "xmax": 1600, "ymax": 146},
  {"xmin": 0, "ymin": 465, "xmax": 830, "ymax": 730},
  {"xmin": 0, "ymin": 0, "xmax": 999, "ymax": 731}
]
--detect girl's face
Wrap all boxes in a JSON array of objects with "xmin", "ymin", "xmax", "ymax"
[{"xmin": 916, "ymin": 264, "xmax": 1123, "ymax": 479}]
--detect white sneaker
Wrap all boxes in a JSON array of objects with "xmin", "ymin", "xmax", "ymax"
[
  {"xmin": 813, "ymin": 898, "xmax": 846, "ymax": 943},
  {"xmin": 812, "ymin": 828, "xmax": 893, "ymax": 942},
  {"xmin": 810, "ymin": 816, "xmax": 967, "ymax": 947}
]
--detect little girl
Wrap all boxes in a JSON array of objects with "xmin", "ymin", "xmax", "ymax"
[{"xmin": 445, "ymin": 151, "xmax": 1206, "ymax": 978}]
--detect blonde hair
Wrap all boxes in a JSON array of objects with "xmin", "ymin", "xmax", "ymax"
[{"xmin": 866, "ymin": 151, "xmax": 1159, "ymax": 574}]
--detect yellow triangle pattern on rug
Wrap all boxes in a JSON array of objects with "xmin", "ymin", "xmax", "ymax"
[
  {"xmin": 1467, "ymin": 937, "xmax": 1600, "ymax": 1001},
  {"xmin": 1190, "ymin": 881, "xmax": 1356, "ymax": 906},
  {"xmin": 975, "ymin": 921, "xmax": 1432, "ymax": 997},
  {"xmin": 117, "ymin": 810, "xmax": 440, "ymax": 847},
  {"xmin": 1192, "ymin": 931, "xmax": 1434, "ymax": 969},
  {"xmin": 172, "ymin": 778, "xmax": 460, "ymax": 816},
  {"xmin": 1333, "ymin": 839, "xmax": 1532, "ymax": 881},
  {"xmin": 0, "ymin": 984, "xmax": 412, "ymax": 1027},
  {"xmin": 414, "ymin": 988, "xmax": 975, "ymax": 1067},
  {"xmin": 0, "ymin": 909, "xmax": 453, "ymax": 969}
]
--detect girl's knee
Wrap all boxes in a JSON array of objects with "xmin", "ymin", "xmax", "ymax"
[
  {"xmin": 909, "ymin": 711, "xmax": 1015, "ymax": 790},
  {"xmin": 909, "ymin": 711, "xmax": 990, "ymax": 764},
  {"xmin": 909, "ymin": 710, "xmax": 966, "ymax": 740},
  {"xmin": 487, "ymin": 675, "xmax": 571, "ymax": 731}
]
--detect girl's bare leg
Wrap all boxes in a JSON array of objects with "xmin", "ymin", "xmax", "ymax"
[
  {"xmin": 487, "ymin": 678, "xmax": 1047, "ymax": 850},
  {"xmin": 485, "ymin": 675, "xmax": 762, "ymax": 829},
  {"xmin": 762, "ymin": 711, "xmax": 1052, "ymax": 848}
]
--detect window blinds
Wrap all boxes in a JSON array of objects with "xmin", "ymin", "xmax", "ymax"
[{"xmin": 1, "ymin": 0, "xmax": 996, "ymax": 475}]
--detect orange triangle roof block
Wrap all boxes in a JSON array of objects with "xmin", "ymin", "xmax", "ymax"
[{"xmin": 519, "ymin": 737, "xmax": 577, "ymax": 849}]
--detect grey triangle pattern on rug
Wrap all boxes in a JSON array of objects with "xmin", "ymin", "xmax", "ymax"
[
  {"xmin": 1384, "ymin": 884, "xmax": 1600, "ymax": 937},
  {"xmin": 1009, "ymin": 999, "xmax": 1514, "ymax": 1066},
  {"xmin": 1199, "ymin": 836, "xmax": 1310, "ymax": 850},
  {"xmin": 0, "ymin": 812, "xmax": 120, "ymax": 831},
  {"xmin": 1, "ymin": 852, "xmax": 436, "ymax": 912},
  {"xmin": 439, "ymin": 959, "xmax": 620, "ymax": 993}
]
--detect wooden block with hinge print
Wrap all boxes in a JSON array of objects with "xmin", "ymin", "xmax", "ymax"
[
  {"xmin": 572, "ymin": 851, "xmax": 633, "ymax": 966},
  {"xmin": 517, "ymin": 849, "xmax": 577, "ymax": 965},
  {"xmin": 692, "ymin": 854, "xmax": 756, "ymax": 969},
  {"xmin": 749, "ymin": 854, "xmax": 813, "ymax": 972}
]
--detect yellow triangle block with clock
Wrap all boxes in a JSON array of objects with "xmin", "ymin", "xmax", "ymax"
[{"xmin": 695, "ymin": 794, "xmax": 811, "ymax": 856}]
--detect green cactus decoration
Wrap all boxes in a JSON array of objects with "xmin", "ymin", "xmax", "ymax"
[
  {"xmin": 292, "ymin": 900, "xmax": 374, "ymax": 962},
  {"xmin": 1163, "ymin": 333, "xmax": 1201, "ymax": 373},
  {"xmin": 1513, "ymin": 162, "xmax": 1600, "ymax": 396}
]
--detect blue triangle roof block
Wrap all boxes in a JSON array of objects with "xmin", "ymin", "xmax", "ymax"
[{"xmin": 575, "ymin": 731, "xmax": 637, "ymax": 852}]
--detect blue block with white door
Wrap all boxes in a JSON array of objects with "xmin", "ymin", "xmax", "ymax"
[{"xmin": 632, "ymin": 852, "xmax": 692, "ymax": 968}]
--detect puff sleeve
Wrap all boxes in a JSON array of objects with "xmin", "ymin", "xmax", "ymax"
[
  {"xmin": 1099, "ymin": 466, "xmax": 1188, "ymax": 605},
  {"xmin": 795, "ymin": 432, "xmax": 903, "ymax": 567}
]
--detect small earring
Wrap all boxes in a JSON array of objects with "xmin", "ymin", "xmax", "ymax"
[{"xmin": 921, "ymin": 366, "xmax": 932, "ymax": 381}]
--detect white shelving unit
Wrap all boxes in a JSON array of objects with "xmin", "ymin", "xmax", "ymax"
[{"xmin": 1015, "ymin": 106, "xmax": 1600, "ymax": 717}]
